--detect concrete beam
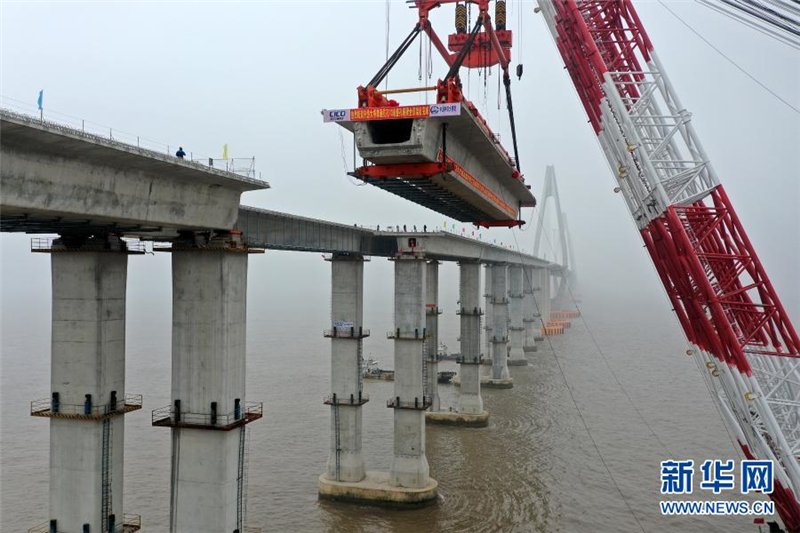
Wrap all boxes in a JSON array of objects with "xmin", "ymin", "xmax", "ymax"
[{"xmin": 0, "ymin": 110, "xmax": 267, "ymax": 236}]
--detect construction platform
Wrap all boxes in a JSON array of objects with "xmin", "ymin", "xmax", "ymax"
[
  {"xmin": 318, "ymin": 471, "xmax": 438, "ymax": 507},
  {"xmin": 323, "ymin": 102, "xmax": 535, "ymax": 225},
  {"xmin": 426, "ymin": 410, "xmax": 489, "ymax": 428}
]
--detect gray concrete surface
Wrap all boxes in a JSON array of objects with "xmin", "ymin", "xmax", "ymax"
[
  {"xmin": 456, "ymin": 262, "xmax": 484, "ymax": 416},
  {"xmin": 0, "ymin": 110, "xmax": 267, "ymax": 236},
  {"xmin": 325, "ymin": 254, "xmax": 367, "ymax": 483},
  {"xmin": 522, "ymin": 266, "xmax": 538, "ymax": 352},
  {"xmin": 49, "ymin": 245, "xmax": 128, "ymax": 533},
  {"xmin": 170, "ymin": 249, "xmax": 249, "ymax": 532},
  {"xmin": 425, "ymin": 261, "xmax": 441, "ymax": 413},
  {"xmin": 507, "ymin": 265, "xmax": 528, "ymax": 366},
  {"xmin": 389, "ymin": 256, "xmax": 432, "ymax": 489}
]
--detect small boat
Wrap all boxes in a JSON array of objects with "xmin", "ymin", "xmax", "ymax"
[
  {"xmin": 362, "ymin": 357, "xmax": 394, "ymax": 381},
  {"xmin": 437, "ymin": 371, "xmax": 457, "ymax": 384},
  {"xmin": 438, "ymin": 342, "xmax": 460, "ymax": 361}
]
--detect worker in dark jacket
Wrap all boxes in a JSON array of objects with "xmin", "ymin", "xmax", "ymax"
[{"xmin": 176, "ymin": 146, "xmax": 186, "ymax": 159}]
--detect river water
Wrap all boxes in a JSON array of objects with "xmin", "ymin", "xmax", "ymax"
[{"xmin": 1, "ymin": 245, "xmax": 767, "ymax": 532}]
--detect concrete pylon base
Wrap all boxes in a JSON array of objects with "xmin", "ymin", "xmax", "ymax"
[
  {"xmin": 318, "ymin": 471, "xmax": 438, "ymax": 507},
  {"xmin": 426, "ymin": 410, "xmax": 489, "ymax": 427},
  {"xmin": 481, "ymin": 376, "xmax": 514, "ymax": 389},
  {"xmin": 507, "ymin": 358, "xmax": 529, "ymax": 366},
  {"xmin": 523, "ymin": 345, "xmax": 538, "ymax": 353}
]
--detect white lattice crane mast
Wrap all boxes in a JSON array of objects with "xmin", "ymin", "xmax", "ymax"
[{"xmin": 536, "ymin": 1, "xmax": 800, "ymax": 530}]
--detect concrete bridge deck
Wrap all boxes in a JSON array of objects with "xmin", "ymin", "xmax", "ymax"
[
  {"xmin": 237, "ymin": 206, "xmax": 555, "ymax": 267},
  {"xmin": 0, "ymin": 109, "xmax": 268, "ymax": 237}
]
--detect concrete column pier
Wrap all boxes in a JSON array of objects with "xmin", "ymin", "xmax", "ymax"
[
  {"xmin": 484, "ymin": 264, "xmax": 513, "ymax": 388},
  {"xmin": 522, "ymin": 266, "xmax": 538, "ymax": 352},
  {"xmin": 389, "ymin": 256, "xmax": 435, "ymax": 490},
  {"xmin": 533, "ymin": 267, "xmax": 545, "ymax": 342},
  {"xmin": 507, "ymin": 265, "xmax": 528, "ymax": 366},
  {"xmin": 424, "ymin": 261, "xmax": 441, "ymax": 412},
  {"xmin": 427, "ymin": 262, "xmax": 488, "ymax": 427},
  {"xmin": 321, "ymin": 255, "xmax": 437, "ymax": 506},
  {"xmin": 157, "ymin": 233, "xmax": 262, "ymax": 533},
  {"xmin": 33, "ymin": 236, "xmax": 141, "ymax": 533},
  {"xmin": 482, "ymin": 264, "xmax": 493, "ymax": 366},
  {"xmin": 323, "ymin": 254, "xmax": 367, "ymax": 483},
  {"xmin": 539, "ymin": 268, "xmax": 552, "ymax": 325}
]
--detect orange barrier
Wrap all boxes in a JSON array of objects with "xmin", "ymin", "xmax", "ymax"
[
  {"xmin": 546, "ymin": 319, "xmax": 571, "ymax": 329},
  {"xmin": 541, "ymin": 325, "xmax": 564, "ymax": 336},
  {"xmin": 551, "ymin": 309, "xmax": 581, "ymax": 319}
]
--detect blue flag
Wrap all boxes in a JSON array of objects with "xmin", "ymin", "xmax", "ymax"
[{"xmin": 37, "ymin": 90, "xmax": 43, "ymax": 110}]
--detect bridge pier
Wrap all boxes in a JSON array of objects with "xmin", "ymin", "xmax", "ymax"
[
  {"xmin": 320, "ymin": 254, "xmax": 437, "ymax": 506},
  {"xmin": 388, "ymin": 255, "xmax": 437, "ymax": 495},
  {"xmin": 507, "ymin": 265, "xmax": 528, "ymax": 366},
  {"xmin": 424, "ymin": 261, "xmax": 441, "ymax": 413},
  {"xmin": 484, "ymin": 264, "xmax": 513, "ymax": 388},
  {"xmin": 428, "ymin": 261, "xmax": 488, "ymax": 427},
  {"xmin": 31, "ymin": 236, "xmax": 141, "ymax": 533},
  {"xmin": 538, "ymin": 268, "xmax": 552, "ymax": 327},
  {"xmin": 523, "ymin": 266, "xmax": 538, "ymax": 352},
  {"xmin": 322, "ymin": 253, "xmax": 368, "ymax": 483},
  {"xmin": 154, "ymin": 233, "xmax": 261, "ymax": 533},
  {"xmin": 482, "ymin": 264, "xmax": 493, "ymax": 366}
]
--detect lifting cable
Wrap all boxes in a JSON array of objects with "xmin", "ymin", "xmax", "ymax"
[{"xmin": 368, "ymin": 23, "xmax": 422, "ymax": 89}]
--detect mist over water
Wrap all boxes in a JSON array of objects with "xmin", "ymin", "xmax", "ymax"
[
  {"xmin": 0, "ymin": 236, "xmax": 771, "ymax": 532},
  {"xmin": 1, "ymin": 2, "xmax": 797, "ymax": 530}
]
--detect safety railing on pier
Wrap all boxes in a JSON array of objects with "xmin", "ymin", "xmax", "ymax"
[
  {"xmin": 323, "ymin": 393, "xmax": 370, "ymax": 406},
  {"xmin": 323, "ymin": 327, "xmax": 370, "ymax": 339},
  {"xmin": 151, "ymin": 401, "xmax": 263, "ymax": 431},
  {"xmin": 31, "ymin": 394, "xmax": 143, "ymax": 420},
  {"xmin": 386, "ymin": 396, "xmax": 433, "ymax": 410}
]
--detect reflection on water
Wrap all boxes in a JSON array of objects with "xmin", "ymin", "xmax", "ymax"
[{"xmin": 1, "ymin": 278, "xmax": 762, "ymax": 532}]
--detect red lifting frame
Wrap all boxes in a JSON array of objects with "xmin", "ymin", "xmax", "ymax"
[{"xmin": 548, "ymin": 1, "xmax": 800, "ymax": 529}]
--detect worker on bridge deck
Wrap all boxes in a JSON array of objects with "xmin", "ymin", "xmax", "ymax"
[{"xmin": 175, "ymin": 146, "xmax": 186, "ymax": 159}]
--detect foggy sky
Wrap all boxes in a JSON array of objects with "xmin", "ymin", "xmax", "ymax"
[{"xmin": 1, "ymin": 0, "xmax": 798, "ymax": 325}]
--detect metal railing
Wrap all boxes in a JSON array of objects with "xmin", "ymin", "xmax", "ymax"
[
  {"xmin": 31, "ymin": 394, "xmax": 143, "ymax": 419},
  {"xmin": 323, "ymin": 327, "xmax": 370, "ymax": 339},
  {"xmin": 386, "ymin": 396, "xmax": 433, "ymax": 410},
  {"xmin": 386, "ymin": 328, "xmax": 427, "ymax": 340},
  {"xmin": 31, "ymin": 237, "xmax": 146, "ymax": 254},
  {"xmin": 0, "ymin": 106, "xmax": 261, "ymax": 181},
  {"xmin": 152, "ymin": 401, "xmax": 263, "ymax": 429},
  {"xmin": 324, "ymin": 393, "xmax": 369, "ymax": 406}
]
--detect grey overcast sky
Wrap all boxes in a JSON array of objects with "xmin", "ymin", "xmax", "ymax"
[{"xmin": 1, "ymin": 0, "xmax": 798, "ymax": 321}]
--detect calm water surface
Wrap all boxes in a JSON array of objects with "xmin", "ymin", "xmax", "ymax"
[{"xmin": 1, "ymin": 248, "xmax": 765, "ymax": 532}]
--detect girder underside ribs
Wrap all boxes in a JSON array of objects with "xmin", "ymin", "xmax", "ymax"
[{"xmin": 357, "ymin": 175, "xmax": 495, "ymax": 223}]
